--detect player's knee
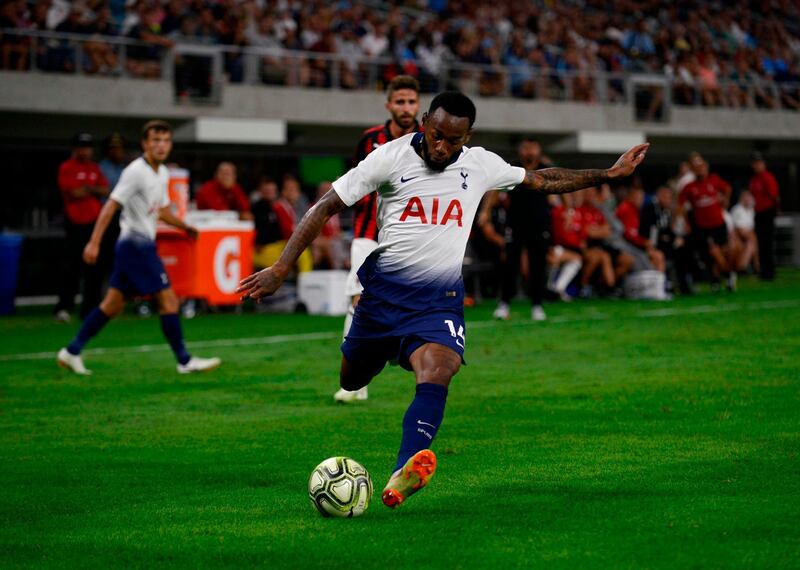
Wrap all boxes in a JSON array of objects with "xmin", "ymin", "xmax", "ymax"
[
  {"xmin": 99, "ymin": 296, "xmax": 124, "ymax": 318},
  {"xmin": 417, "ymin": 358, "xmax": 461, "ymax": 386},
  {"xmin": 157, "ymin": 290, "xmax": 179, "ymax": 314}
]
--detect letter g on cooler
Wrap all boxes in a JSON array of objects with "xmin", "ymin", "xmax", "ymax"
[{"xmin": 213, "ymin": 236, "xmax": 241, "ymax": 294}]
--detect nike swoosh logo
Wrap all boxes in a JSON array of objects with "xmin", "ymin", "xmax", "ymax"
[
  {"xmin": 400, "ymin": 175, "xmax": 419, "ymax": 183},
  {"xmin": 417, "ymin": 420, "xmax": 437, "ymax": 429}
]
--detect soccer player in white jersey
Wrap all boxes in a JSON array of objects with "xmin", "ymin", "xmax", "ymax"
[
  {"xmin": 57, "ymin": 120, "xmax": 221, "ymax": 375},
  {"xmin": 238, "ymin": 92, "xmax": 649, "ymax": 509}
]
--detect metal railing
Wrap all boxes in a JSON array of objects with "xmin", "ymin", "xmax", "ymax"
[{"xmin": 2, "ymin": 28, "xmax": 799, "ymax": 113}]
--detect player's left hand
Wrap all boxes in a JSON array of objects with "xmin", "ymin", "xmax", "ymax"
[
  {"xmin": 236, "ymin": 266, "xmax": 286, "ymax": 302},
  {"xmin": 184, "ymin": 225, "xmax": 199, "ymax": 240},
  {"xmin": 608, "ymin": 143, "xmax": 650, "ymax": 179}
]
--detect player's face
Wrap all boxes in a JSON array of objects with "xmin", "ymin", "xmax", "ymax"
[
  {"xmin": 386, "ymin": 88, "xmax": 419, "ymax": 130},
  {"xmin": 142, "ymin": 130, "xmax": 172, "ymax": 164},
  {"xmin": 421, "ymin": 108, "xmax": 471, "ymax": 172},
  {"xmin": 657, "ymin": 187, "xmax": 672, "ymax": 207}
]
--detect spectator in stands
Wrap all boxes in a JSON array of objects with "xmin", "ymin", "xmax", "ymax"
[
  {"xmin": 126, "ymin": 4, "xmax": 174, "ymax": 78},
  {"xmin": 0, "ymin": 0, "xmax": 31, "ymax": 71},
  {"xmin": 311, "ymin": 181, "xmax": 346, "ymax": 269},
  {"xmin": 616, "ymin": 186, "xmax": 665, "ymax": 272},
  {"xmin": 196, "ymin": 162, "xmax": 253, "ymax": 220},
  {"xmin": 730, "ymin": 190, "xmax": 758, "ymax": 273},
  {"xmin": 640, "ymin": 185, "xmax": 693, "ymax": 294},
  {"xmin": 679, "ymin": 153, "xmax": 737, "ymax": 291},
  {"xmin": 748, "ymin": 153, "xmax": 780, "ymax": 280},
  {"xmin": 54, "ymin": 133, "xmax": 110, "ymax": 322}
]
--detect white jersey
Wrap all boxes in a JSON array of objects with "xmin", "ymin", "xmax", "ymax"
[
  {"xmin": 109, "ymin": 156, "xmax": 170, "ymax": 241},
  {"xmin": 333, "ymin": 132, "xmax": 525, "ymax": 309}
]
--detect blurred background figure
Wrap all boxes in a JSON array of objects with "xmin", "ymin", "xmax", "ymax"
[
  {"xmin": 54, "ymin": 133, "xmax": 110, "ymax": 322},
  {"xmin": 748, "ymin": 153, "xmax": 780, "ymax": 280},
  {"xmin": 196, "ymin": 161, "xmax": 253, "ymax": 220},
  {"xmin": 640, "ymin": 185, "xmax": 693, "ymax": 294},
  {"xmin": 251, "ymin": 177, "xmax": 287, "ymax": 270},
  {"xmin": 311, "ymin": 181, "xmax": 346, "ymax": 270},
  {"xmin": 731, "ymin": 190, "xmax": 759, "ymax": 274},
  {"xmin": 488, "ymin": 138, "xmax": 553, "ymax": 321}
]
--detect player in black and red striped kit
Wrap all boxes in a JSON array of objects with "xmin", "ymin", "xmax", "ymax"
[{"xmin": 334, "ymin": 75, "xmax": 421, "ymax": 403}]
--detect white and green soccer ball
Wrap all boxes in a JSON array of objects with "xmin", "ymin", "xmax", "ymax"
[{"xmin": 308, "ymin": 457, "xmax": 373, "ymax": 518}]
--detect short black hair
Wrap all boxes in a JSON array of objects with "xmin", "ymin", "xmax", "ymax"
[
  {"xmin": 428, "ymin": 91, "xmax": 476, "ymax": 127},
  {"xmin": 141, "ymin": 119, "xmax": 172, "ymax": 140}
]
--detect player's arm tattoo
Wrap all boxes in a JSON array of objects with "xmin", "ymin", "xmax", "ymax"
[
  {"xmin": 275, "ymin": 190, "xmax": 347, "ymax": 274},
  {"xmin": 523, "ymin": 168, "xmax": 610, "ymax": 195},
  {"xmin": 523, "ymin": 143, "xmax": 651, "ymax": 194}
]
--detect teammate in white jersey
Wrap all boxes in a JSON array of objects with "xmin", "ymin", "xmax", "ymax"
[
  {"xmin": 57, "ymin": 120, "xmax": 221, "ymax": 375},
  {"xmin": 237, "ymin": 92, "xmax": 649, "ymax": 509}
]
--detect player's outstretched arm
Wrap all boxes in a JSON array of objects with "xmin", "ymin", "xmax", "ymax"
[
  {"xmin": 83, "ymin": 199, "xmax": 120, "ymax": 265},
  {"xmin": 237, "ymin": 190, "xmax": 348, "ymax": 302},
  {"xmin": 524, "ymin": 143, "xmax": 650, "ymax": 194}
]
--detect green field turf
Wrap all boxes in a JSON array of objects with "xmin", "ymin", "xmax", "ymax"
[{"xmin": 1, "ymin": 273, "xmax": 799, "ymax": 569}]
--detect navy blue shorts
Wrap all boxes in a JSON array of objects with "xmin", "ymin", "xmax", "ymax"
[
  {"xmin": 109, "ymin": 236, "xmax": 170, "ymax": 296},
  {"xmin": 341, "ymin": 293, "xmax": 466, "ymax": 373}
]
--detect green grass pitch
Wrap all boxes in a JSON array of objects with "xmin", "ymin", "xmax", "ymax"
[{"xmin": 1, "ymin": 273, "xmax": 799, "ymax": 568}]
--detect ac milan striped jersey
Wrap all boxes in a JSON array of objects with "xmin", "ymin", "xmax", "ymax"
[{"xmin": 351, "ymin": 120, "xmax": 420, "ymax": 241}]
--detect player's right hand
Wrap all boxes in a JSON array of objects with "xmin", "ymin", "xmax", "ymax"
[
  {"xmin": 83, "ymin": 242, "xmax": 99, "ymax": 265},
  {"xmin": 236, "ymin": 266, "xmax": 285, "ymax": 302}
]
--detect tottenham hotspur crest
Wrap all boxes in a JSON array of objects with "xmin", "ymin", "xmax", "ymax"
[{"xmin": 460, "ymin": 170, "xmax": 468, "ymax": 190}]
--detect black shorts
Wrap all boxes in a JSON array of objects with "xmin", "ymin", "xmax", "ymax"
[{"xmin": 695, "ymin": 224, "xmax": 728, "ymax": 248}]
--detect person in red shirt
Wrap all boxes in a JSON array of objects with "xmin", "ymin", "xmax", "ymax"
[
  {"xmin": 54, "ymin": 133, "xmax": 110, "ymax": 322},
  {"xmin": 749, "ymin": 153, "xmax": 780, "ymax": 280},
  {"xmin": 196, "ymin": 162, "xmax": 254, "ymax": 220},
  {"xmin": 679, "ymin": 153, "xmax": 736, "ymax": 290},
  {"xmin": 615, "ymin": 187, "xmax": 665, "ymax": 272}
]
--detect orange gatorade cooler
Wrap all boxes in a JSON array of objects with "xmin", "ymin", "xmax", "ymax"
[
  {"xmin": 167, "ymin": 168, "xmax": 190, "ymax": 220},
  {"xmin": 157, "ymin": 212, "xmax": 254, "ymax": 306}
]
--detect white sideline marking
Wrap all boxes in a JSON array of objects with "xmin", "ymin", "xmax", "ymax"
[{"xmin": 1, "ymin": 299, "xmax": 797, "ymax": 363}]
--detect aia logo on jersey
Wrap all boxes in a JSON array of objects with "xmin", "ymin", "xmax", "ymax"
[{"xmin": 399, "ymin": 197, "xmax": 463, "ymax": 227}]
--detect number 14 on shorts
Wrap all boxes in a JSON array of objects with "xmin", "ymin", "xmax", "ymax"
[{"xmin": 444, "ymin": 319, "xmax": 465, "ymax": 349}]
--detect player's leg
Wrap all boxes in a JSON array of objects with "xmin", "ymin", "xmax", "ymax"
[
  {"xmin": 528, "ymin": 237, "xmax": 548, "ymax": 320},
  {"xmin": 495, "ymin": 240, "xmax": 520, "ymax": 320},
  {"xmin": 154, "ymin": 287, "xmax": 220, "ymax": 373},
  {"xmin": 382, "ymin": 343, "xmax": 461, "ymax": 508},
  {"xmin": 58, "ymin": 287, "xmax": 126, "ymax": 374},
  {"xmin": 335, "ymin": 238, "xmax": 378, "ymax": 402}
]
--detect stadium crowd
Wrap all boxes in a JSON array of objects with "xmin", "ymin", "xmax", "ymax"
[{"xmin": 2, "ymin": 0, "xmax": 800, "ymax": 109}]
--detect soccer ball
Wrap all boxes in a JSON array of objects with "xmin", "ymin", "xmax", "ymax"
[{"xmin": 308, "ymin": 457, "xmax": 373, "ymax": 518}]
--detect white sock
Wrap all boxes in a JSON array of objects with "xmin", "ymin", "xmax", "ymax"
[
  {"xmin": 342, "ymin": 303, "xmax": 355, "ymax": 340},
  {"xmin": 555, "ymin": 260, "xmax": 582, "ymax": 293}
]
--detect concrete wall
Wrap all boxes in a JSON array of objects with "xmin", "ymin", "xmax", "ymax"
[{"xmin": 3, "ymin": 71, "xmax": 800, "ymax": 145}]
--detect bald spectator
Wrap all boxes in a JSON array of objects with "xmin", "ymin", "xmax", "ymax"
[{"xmin": 196, "ymin": 162, "xmax": 253, "ymax": 220}]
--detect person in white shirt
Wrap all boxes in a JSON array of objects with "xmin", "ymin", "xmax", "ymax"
[
  {"xmin": 57, "ymin": 120, "xmax": 221, "ymax": 376},
  {"xmin": 237, "ymin": 92, "xmax": 649, "ymax": 510},
  {"xmin": 731, "ymin": 190, "xmax": 758, "ymax": 272}
]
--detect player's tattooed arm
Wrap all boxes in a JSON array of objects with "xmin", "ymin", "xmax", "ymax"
[
  {"xmin": 524, "ymin": 143, "xmax": 650, "ymax": 194},
  {"xmin": 237, "ymin": 190, "xmax": 347, "ymax": 301}
]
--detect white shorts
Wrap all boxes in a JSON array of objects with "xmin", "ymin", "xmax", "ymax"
[{"xmin": 345, "ymin": 238, "xmax": 379, "ymax": 297}]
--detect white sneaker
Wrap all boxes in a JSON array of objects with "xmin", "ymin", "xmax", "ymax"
[
  {"xmin": 57, "ymin": 347, "xmax": 91, "ymax": 375},
  {"xmin": 727, "ymin": 272, "xmax": 737, "ymax": 292},
  {"xmin": 334, "ymin": 386, "xmax": 368, "ymax": 403},
  {"xmin": 54, "ymin": 310, "xmax": 72, "ymax": 323},
  {"xmin": 531, "ymin": 305, "xmax": 547, "ymax": 321},
  {"xmin": 177, "ymin": 356, "xmax": 221, "ymax": 374},
  {"xmin": 492, "ymin": 302, "xmax": 510, "ymax": 320}
]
